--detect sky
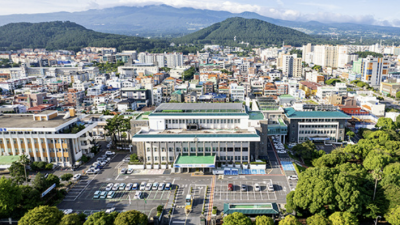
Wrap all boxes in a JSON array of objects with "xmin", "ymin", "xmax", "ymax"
[{"xmin": 1, "ymin": 0, "xmax": 399, "ymax": 27}]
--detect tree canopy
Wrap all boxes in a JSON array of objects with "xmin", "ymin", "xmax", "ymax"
[
  {"xmin": 278, "ymin": 215, "xmax": 301, "ymax": 225},
  {"xmin": 306, "ymin": 214, "xmax": 330, "ymax": 225},
  {"xmin": 355, "ymin": 51, "xmax": 383, "ymax": 58},
  {"xmin": 18, "ymin": 205, "xmax": 64, "ymax": 225},
  {"xmin": 223, "ymin": 212, "xmax": 252, "ymax": 225},
  {"xmin": 113, "ymin": 210, "xmax": 147, "ymax": 225},
  {"xmin": 255, "ymin": 215, "xmax": 274, "ymax": 225},
  {"xmin": 0, "ymin": 176, "xmax": 22, "ymax": 217}
]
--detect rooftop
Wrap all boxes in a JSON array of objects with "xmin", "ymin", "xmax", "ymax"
[
  {"xmin": 0, "ymin": 155, "xmax": 20, "ymax": 166},
  {"xmin": 0, "ymin": 114, "xmax": 76, "ymax": 129},
  {"xmin": 152, "ymin": 103, "xmax": 244, "ymax": 114},
  {"xmin": 284, "ymin": 107, "xmax": 352, "ymax": 119}
]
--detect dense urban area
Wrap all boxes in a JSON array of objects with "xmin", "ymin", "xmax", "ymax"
[{"xmin": 1, "ymin": 16, "xmax": 400, "ymax": 225}]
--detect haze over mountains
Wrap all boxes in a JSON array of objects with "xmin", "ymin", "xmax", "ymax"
[{"xmin": 0, "ymin": 4, "xmax": 399, "ymax": 38}]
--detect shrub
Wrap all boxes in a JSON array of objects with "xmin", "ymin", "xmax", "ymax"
[
  {"xmin": 45, "ymin": 163, "xmax": 54, "ymax": 170},
  {"xmin": 80, "ymin": 155, "xmax": 89, "ymax": 163},
  {"xmin": 61, "ymin": 173, "xmax": 73, "ymax": 181},
  {"xmin": 212, "ymin": 209, "xmax": 217, "ymax": 214},
  {"xmin": 157, "ymin": 205, "xmax": 163, "ymax": 213}
]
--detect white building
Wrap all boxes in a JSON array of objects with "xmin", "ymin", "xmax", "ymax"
[
  {"xmin": 166, "ymin": 53, "xmax": 183, "ymax": 68},
  {"xmin": 230, "ymin": 83, "xmax": 245, "ymax": 102}
]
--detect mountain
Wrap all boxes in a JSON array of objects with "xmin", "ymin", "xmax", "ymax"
[
  {"xmin": 174, "ymin": 17, "xmax": 316, "ymax": 47},
  {"xmin": 0, "ymin": 21, "xmax": 169, "ymax": 52},
  {"xmin": 0, "ymin": 5, "xmax": 399, "ymax": 38}
]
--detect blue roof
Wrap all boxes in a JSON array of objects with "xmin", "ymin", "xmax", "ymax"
[{"xmin": 284, "ymin": 107, "xmax": 352, "ymax": 119}]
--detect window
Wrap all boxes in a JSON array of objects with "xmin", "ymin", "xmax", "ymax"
[
  {"xmin": 154, "ymin": 148, "xmax": 157, "ymax": 152},
  {"xmin": 190, "ymin": 147, "xmax": 195, "ymax": 152},
  {"xmin": 169, "ymin": 147, "xmax": 173, "ymax": 152},
  {"xmin": 198, "ymin": 147, "xmax": 203, "ymax": 152},
  {"xmin": 176, "ymin": 147, "xmax": 180, "ymax": 152},
  {"xmin": 169, "ymin": 157, "xmax": 174, "ymax": 161},
  {"xmin": 235, "ymin": 147, "xmax": 240, "ymax": 152},
  {"xmin": 154, "ymin": 156, "xmax": 158, "ymax": 161},
  {"xmin": 205, "ymin": 147, "xmax": 210, "ymax": 152},
  {"xmin": 147, "ymin": 157, "xmax": 151, "ymax": 161},
  {"xmin": 147, "ymin": 148, "xmax": 150, "ymax": 152},
  {"xmin": 162, "ymin": 157, "xmax": 166, "ymax": 161},
  {"xmin": 161, "ymin": 148, "xmax": 165, "ymax": 152},
  {"xmin": 213, "ymin": 147, "xmax": 217, "ymax": 152},
  {"xmin": 183, "ymin": 147, "xmax": 188, "ymax": 152}
]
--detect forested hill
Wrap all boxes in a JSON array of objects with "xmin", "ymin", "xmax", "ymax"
[
  {"xmin": 173, "ymin": 17, "xmax": 316, "ymax": 47},
  {"xmin": 0, "ymin": 21, "xmax": 170, "ymax": 52}
]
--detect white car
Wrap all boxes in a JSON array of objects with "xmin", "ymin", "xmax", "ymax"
[
  {"xmin": 140, "ymin": 182, "xmax": 146, "ymax": 191},
  {"xmin": 112, "ymin": 183, "xmax": 120, "ymax": 191},
  {"xmin": 254, "ymin": 183, "xmax": 261, "ymax": 191},
  {"xmin": 127, "ymin": 168, "xmax": 134, "ymax": 174},
  {"xmin": 120, "ymin": 168, "xmax": 127, "ymax": 174},
  {"xmin": 145, "ymin": 183, "xmax": 152, "ymax": 191},
  {"xmin": 288, "ymin": 175, "xmax": 299, "ymax": 180},
  {"xmin": 125, "ymin": 183, "xmax": 133, "ymax": 191},
  {"xmin": 134, "ymin": 191, "xmax": 143, "ymax": 199},
  {"xmin": 72, "ymin": 174, "xmax": 81, "ymax": 181},
  {"xmin": 105, "ymin": 208, "xmax": 115, "ymax": 213},
  {"xmin": 267, "ymin": 183, "xmax": 274, "ymax": 192},
  {"xmin": 106, "ymin": 151, "xmax": 115, "ymax": 156},
  {"xmin": 277, "ymin": 150, "xmax": 286, "ymax": 154},
  {"xmin": 106, "ymin": 183, "xmax": 114, "ymax": 191},
  {"xmin": 63, "ymin": 209, "xmax": 73, "ymax": 215}
]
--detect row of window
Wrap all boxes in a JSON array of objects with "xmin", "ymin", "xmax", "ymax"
[
  {"xmin": 166, "ymin": 119, "xmax": 241, "ymax": 124},
  {"xmin": 147, "ymin": 147, "xmax": 249, "ymax": 152},
  {"xmin": 300, "ymin": 125, "xmax": 337, "ymax": 128},
  {"xmin": 0, "ymin": 138, "xmax": 72, "ymax": 144},
  {"xmin": 299, "ymin": 130, "xmax": 336, "ymax": 134},
  {"xmin": 146, "ymin": 156, "xmax": 249, "ymax": 162},
  {"xmin": 299, "ymin": 119, "xmax": 337, "ymax": 122}
]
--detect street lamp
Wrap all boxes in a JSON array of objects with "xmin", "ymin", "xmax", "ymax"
[{"xmin": 375, "ymin": 216, "xmax": 381, "ymax": 225}]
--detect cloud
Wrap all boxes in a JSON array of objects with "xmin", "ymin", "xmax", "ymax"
[{"xmin": 298, "ymin": 2, "xmax": 340, "ymax": 10}]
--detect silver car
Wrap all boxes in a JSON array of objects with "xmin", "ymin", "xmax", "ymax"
[
  {"xmin": 112, "ymin": 183, "xmax": 120, "ymax": 191},
  {"xmin": 145, "ymin": 183, "xmax": 152, "ymax": 191},
  {"xmin": 125, "ymin": 183, "xmax": 133, "ymax": 191}
]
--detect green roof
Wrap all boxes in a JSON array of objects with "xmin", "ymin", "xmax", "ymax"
[
  {"xmin": 224, "ymin": 203, "xmax": 279, "ymax": 215},
  {"xmin": 284, "ymin": 107, "xmax": 351, "ymax": 119},
  {"xmin": 149, "ymin": 113, "xmax": 248, "ymax": 117},
  {"xmin": 172, "ymin": 90, "xmax": 182, "ymax": 95},
  {"xmin": 248, "ymin": 111, "xmax": 264, "ymax": 120},
  {"xmin": 133, "ymin": 133, "xmax": 260, "ymax": 138},
  {"xmin": 175, "ymin": 155, "xmax": 215, "ymax": 165},
  {"xmin": 279, "ymin": 94, "xmax": 294, "ymax": 98},
  {"xmin": 0, "ymin": 156, "xmax": 20, "ymax": 166}
]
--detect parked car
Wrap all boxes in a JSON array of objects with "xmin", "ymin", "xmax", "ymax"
[
  {"xmin": 72, "ymin": 174, "xmax": 81, "ymax": 181},
  {"xmin": 288, "ymin": 175, "xmax": 298, "ymax": 180},
  {"xmin": 123, "ymin": 157, "xmax": 130, "ymax": 162},
  {"xmin": 127, "ymin": 168, "xmax": 134, "ymax": 174},
  {"xmin": 277, "ymin": 150, "xmax": 286, "ymax": 154},
  {"xmin": 126, "ymin": 183, "xmax": 133, "ymax": 191},
  {"xmin": 63, "ymin": 209, "xmax": 73, "ymax": 215},
  {"xmin": 105, "ymin": 151, "xmax": 115, "ymax": 156},
  {"xmin": 152, "ymin": 182, "xmax": 159, "ymax": 191},
  {"xmin": 107, "ymin": 191, "xmax": 115, "ymax": 199},
  {"xmin": 140, "ymin": 182, "xmax": 146, "ymax": 191},
  {"xmin": 134, "ymin": 191, "xmax": 143, "ymax": 199},
  {"xmin": 120, "ymin": 168, "xmax": 127, "ymax": 174},
  {"xmin": 106, "ymin": 183, "xmax": 114, "ymax": 191},
  {"xmin": 119, "ymin": 183, "xmax": 126, "ymax": 190},
  {"xmin": 241, "ymin": 184, "xmax": 247, "ymax": 192},
  {"xmin": 132, "ymin": 183, "xmax": 139, "ymax": 190},
  {"xmin": 254, "ymin": 183, "xmax": 261, "ymax": 191},
  {"xmin": 105, "ymin": 208, "xmax": 115, "ymax": 213},
  {"xmin": 228, "ymin": 183, "xmax": 233, "ymax": 191},
  {"xmin": 158, "ymin": 183, "xmax": 165, "ymax": 191},
  {"xmin": 100, "ymin": 191, "xmax": 107, "ymax": 199},
  {"xmin": 112, "ymin": 183, "xmax": 120, "ymax": 191},
  {"xmin": 165, "ymin": 183, "xmax": 171, "ymax": 190},
  {"xmin": 93, "ymin": 191, "xmax": 101, "ymax": 199},
  {"xmin": 145, "ymin": 183, "xmax": 152, "ymax": 191},
  {"xmin": 267, "ymin": 183, "xmax": 274, "ymax": 192}
]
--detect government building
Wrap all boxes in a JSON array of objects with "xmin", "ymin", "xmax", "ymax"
[{"xmin": 132, "ymin": 103, "xmax": 267, "ymax": 173}]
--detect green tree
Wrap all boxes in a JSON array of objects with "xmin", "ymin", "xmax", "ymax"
[
  {"xmin": 19, "ymin": 155, "xmax": 30, "ymax": 183},
  {"xmin": 325, "ymin": 79, "xmax": 341, "ymax": 86},
  {"xmin": 306, "ymin": 214, "xmax": 330, "ymax": 225},
  {"xmin": 60, "ymin": 213, "xmax": 82, "ymax": 225},
  {"xmin": 61, "ymin": 173, "xmax": 73, "ymax": 181},
  {"xmin": 386, "ymin": 205, "xmax": 400, "ymax": 225},
  {"xmin": 292, "ymin": 141, "xmax": 324, "ymax": 165},
  {"xmin": 396, "ymin": 115, "xmax": 400, "ymax": 128},
  {"xmin": 375, "ymin": 117, "xmax": 396, "ymax": 130},
  {"xmin": 328, "ymin": 212, "xmax": 358, "ymax": 225},
  {"xmin": 255, "ymin": 215, "xmax": 274, "ymax": 225},
  {"xmin": 278, "ymin": 215, "xmax": 301, "ymax": 225},
  {"xmin": 32, "ymin": 172, "xmax": 47, "ymax": 191},
  {"xmin": 346, "ymin": 131, "xmax": 355, "ymax": 141},
  {"xmin": 113, "ymin": 210, "xmax": 147, "ymax": 225},
  {"xmin": 363, "ymin": 150, "xmax": 392, "ymax": 172},
  {"xmin": 9, "ymin": 161, "xmax": 27, "ymax": 184},
  {"xmin": 46, "ymin": 174, "xmax": 60, "ymax": 187},
  {"xmin": 396, "ymin": 91, "xmax": 400, "ymax": 99},
  {"xmin": 18, "ymin": 205, "xmax": 64, "ymax": 225},
  {"xmin": 84, "ymin": 211, "xmax": 117, "ymax": 225},
  {"xmin": 19, "ymin": 185, "xmax": 42, "ymax": 214},
  {"xmin": 223, "ymin": 212, "xmax": 252, "ymax": 225},
  {"xmin": 0, "ymin": 176, "xmax": 22, "ymax": 216}
]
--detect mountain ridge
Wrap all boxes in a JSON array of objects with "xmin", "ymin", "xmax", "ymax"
[{"xmin": 0, "ymin": 4, "xmax": 399, "ymax": 37}]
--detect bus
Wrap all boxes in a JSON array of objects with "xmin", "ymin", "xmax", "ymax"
[{"xmin": 185, "ymin": 195, "xmax": 192, "ymax": 206}]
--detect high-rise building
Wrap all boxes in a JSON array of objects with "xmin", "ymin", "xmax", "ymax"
[
  {"xmin": 282, "ymin": 54, "xmax": 302, "ymax": 77},
  {"xmin": 360, "ymin": 56, "xmax": 389, "ymax": 86},
  {"xmin": 155, "ymin": 54, "xmax": 165, "ymax": 67},
  {"xmin": 166, "ymin": 53, "xmax": 183, "ymax": 68}
]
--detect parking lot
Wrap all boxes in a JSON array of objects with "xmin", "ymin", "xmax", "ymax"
[{"xmin": 57, "ymin": 139, "xmax": 299, "ymax": 221}]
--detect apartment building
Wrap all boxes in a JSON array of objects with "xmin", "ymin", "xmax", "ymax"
[
  {"xmin": 359, "ymin": 56, "xmax": 390, "ymax": 86},
  {"xmin": 282, "ymin": 54, "xmax": 302, "ymax": 77},
  {"xmin": 230, "ymin": 83, "xmax": 245, "ymax": 102},
  {"xmin": 0, "ymin": 110, "xmax": 97, "ymax": 167},
  {"xmin": 64, "ymin": 88, "xmax": 85, "ymax": 106}
]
